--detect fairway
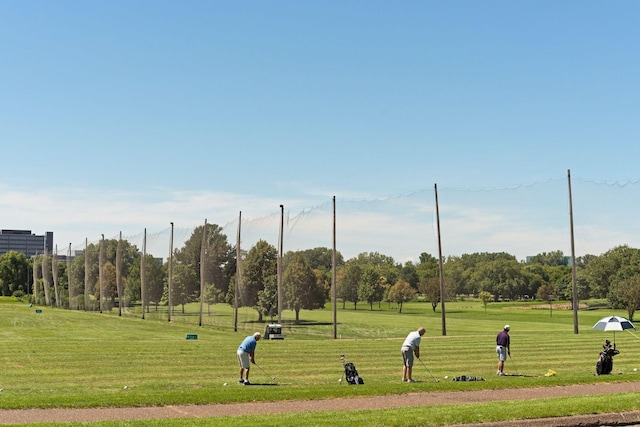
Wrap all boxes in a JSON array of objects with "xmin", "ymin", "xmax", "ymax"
[{"xmin": 2, "ymin": 297, "xmax": 640, "ymax": 425}]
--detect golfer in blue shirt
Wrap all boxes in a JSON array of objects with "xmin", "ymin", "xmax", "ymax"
[{"xmin": 237, "ymin": 332, "xmax": 261, "ymax": 385}]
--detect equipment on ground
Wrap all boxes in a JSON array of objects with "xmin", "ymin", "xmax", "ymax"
[
  {"xmin": 264, "ymin": 324, "xmax": 285, "ymax": 340},
  {"xmin": 596, "ymin": 339, "xmax": 620, "ymax": 375},
  {"xmin": 451, "ymin": 375, "xmax": 484, "ymax": 381},
  {"xmin": 340, "ymin": 354, "xmax": 364, "ymax": 385}
]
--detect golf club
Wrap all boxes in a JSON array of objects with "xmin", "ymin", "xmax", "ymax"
[
  {"xmin": 417, "ymin": 357, "xmax": 439, "ymax": 382},
  {"xmin": 509, "ymin": 354, "xmax": 519, "ymax": 375},
  {"xmin": 254, "ymin": 362, "xmax": 277, "ymax": 382}
]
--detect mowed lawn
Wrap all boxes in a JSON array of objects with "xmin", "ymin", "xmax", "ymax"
[{"xmin": 2, "ymin": 297, "xmax": 640, "ymax": 425}]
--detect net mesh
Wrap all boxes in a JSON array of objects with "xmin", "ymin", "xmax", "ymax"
[{"xmin": 38, "ymin": 175, "xmax": 640, "ymax": 335}]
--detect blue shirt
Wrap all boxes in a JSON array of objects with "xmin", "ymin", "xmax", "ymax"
[{"xmin": 238, "ymin": 336, "xmax": 257, "ymax": 353}]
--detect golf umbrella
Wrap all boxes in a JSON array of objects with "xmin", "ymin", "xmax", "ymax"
[{"xmin": 592, "ymin": 315, "xmax": 635, "ymax": 345}]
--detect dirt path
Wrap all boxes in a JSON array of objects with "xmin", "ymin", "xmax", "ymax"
[{"xmin": 1, "ymin": 381, "xmax": 639, "ymax": 425}]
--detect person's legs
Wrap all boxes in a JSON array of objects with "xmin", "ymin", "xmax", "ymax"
[
  {"xmin": 496, "ymin": 346, "xmax": 506, "ymax": 375},
  {"xmin": 402, "ymin": 348, "xmax": 415, "ymax": 381},
  {"xmin": 401, "ymin": 348, "xmax": 413, "ymax": 381},
  {"xmin": 237, "ymin": 350, "xmax": 250, "ymax": 382}
]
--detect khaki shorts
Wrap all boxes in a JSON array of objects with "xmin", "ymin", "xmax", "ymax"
[
  {"xmin": 401, "ymin": 346, "xmax": 414, "ymax": 367},
  {"xmin": 237, "ymin": 350, "xmax": 250, "ymax": 369}
]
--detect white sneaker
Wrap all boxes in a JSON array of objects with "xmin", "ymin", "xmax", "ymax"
[{"xmin": 497, "ymin": 370, "xmax": 501, "ymax": 375}]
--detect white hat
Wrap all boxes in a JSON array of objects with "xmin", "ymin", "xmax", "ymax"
[{"xmin": 504, "ymin": 325, "xmax": 510, "ymax": 331}]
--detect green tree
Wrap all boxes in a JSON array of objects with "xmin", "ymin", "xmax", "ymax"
[
  {"xmin": 337, "ymin": 264, "xmax": 361, "ymax": 310},
  {"xmin": 527, "ymin": 251, "xmax": 569, "ymax": 267},
  {"xmin": 143, "ymin": 256, "xmax": 166, "ymax": 311},
  {"xmin": 609, "ymin": 273, "xmax": 640, "ymax": 321},
  {"xmin": 174, "ymin": 223, "xmax": 234, "ymax": 303},
  {"xmin": 388, "ymin": 279, "xmax": 416, "ymax": 313},
  {"xmin": 0, "ymin": 250, "xmax": 30, "ymax": 296},
  {"xmin": 349, "ymin": 252, "xmax": 400, "ymax": 286},
  {"xmin": 479, "ymin": 290, "xmax": 491, "ymax": 315},
  {"xmin": 584, "ymin": 246, "xmax": 640, "ymax": 299},
  {"xmin": 536, "ymin": 283, "xmax": 555, "ymax": 317},
  {"xmin": 399, "ymin": 262, "xmax": 420, "ymax": 290},
  {"xmin": 171, "ymin": 262, "xmax": 195, "ymax": 313},
  {"xmin": 419, "ymin": 277, "xmax": 442, "ymax": 312},
  {"xmin": 255, "ymin": 275, "xmax": 278, "ymax": 320},
  {"xmin": 358, "ymin": 266, "xmax": 384, "ymax": 310},
  {"xmin": 282, "ymin": 253, "xmax": 325, "ymax": 323},
  {"xmin": 241, "ymin": 240, "xmax": 277, "ymax": 321}
]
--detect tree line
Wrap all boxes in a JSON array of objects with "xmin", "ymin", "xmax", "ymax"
[{"xmin": 2, "ymin": 222, "xmax": 640, "ymax": 321}]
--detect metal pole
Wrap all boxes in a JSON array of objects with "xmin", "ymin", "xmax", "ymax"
[
  {"xmin": 435, "ymin": 184, "xmax": 447, "ymax": 336},
  {"xmin": 141, "ymin": 229, "xmax": 146, "ymax": 319},
  {"xmin": 99, "ymin": 234, "xmax": 104, "ymax": 313},
  {"xmin": 199, "ymin": 219, "xmax": 207, "ymax": 327},
  {"xmin": 332, "ymin": 196, "xmax": 337, "ymax": 339},
  {"xmin": 278, "ymin": 205, "xmax": 284, "ymax": 324},
  {"xmin": 168, "ymin": 222, "xmax": 174, "ymax": 322},
  {"xmin": 234, "ymin": 212, "xmax": 241, "ymax": 332},
  {"xmin": 568, "ymin": 169, "xmax": 579, "ymax": 334}
]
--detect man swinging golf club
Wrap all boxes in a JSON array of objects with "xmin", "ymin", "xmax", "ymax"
[
  {"xmin": 237, "ymin": 332, "xmax": 261, "ymax": 385},
  {"xmin": 496, "ymin": 324, "xmax": 511, "ymax": 376},
  {"xmin": 401, "ymin": 327, "xmax": 426, "ymax": 382}
]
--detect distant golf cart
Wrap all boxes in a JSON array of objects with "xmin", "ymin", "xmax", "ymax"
[{"xmin": 264, "ymin": 324, "xmax": 285, "ymax": 340}]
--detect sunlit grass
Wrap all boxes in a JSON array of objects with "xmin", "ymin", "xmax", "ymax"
[{"xmin": 1, "ymin": 296, "xmax": 640, "ymax": 425}]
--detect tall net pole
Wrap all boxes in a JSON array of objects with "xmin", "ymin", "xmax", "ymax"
[
  {"xmin": 67, "ymin": 243, "xmax": 73, "ymax": 310},
  {"xmin": 42, "ymin": 253, "xmax": 51, "ymax": 306},
  {"xmin": 234, "ymin": 212, "xmax": 241, "ymax": 332},
  {"xmin": 141, "ymin": 229, "xmax": 146, "ymax": 319},
  {"xmin": 277, "ymin": 205, "xmax": 284, "ymax": 324},
  {"xmin": 435, "ymin": 184, "xmax": 447, "ymax": 336},
  {"xmin": 568, "ymin": 169, "xmax": 579, "ymax": 334},
  {"xmin": 32, "ymin": 253, "xmax": 39, "ymax": 306},
  {"xmin": 116, "ymin": 232, "xmax": 123, "ymax": 317},
  {"xmin": 168, "ymin": 222, "xmax": 174, "ymax": 322},
  {"xmin": 52, "ymin": 246, "xmax": 60, "ymax": 307},
  {"xmin": 84, "ymin": 239, "xmax": 89, "ymax": 311},
  {"xmin": 199, "ymin": 219, "xmax": 208, "ymax": 327},
  {"xmin": 332, "ymin": 196, "xmax": 337, "ymax": 339},
  {"xmin": 99, "ymin": 234, "xmax": 104, "ymax": 313}
]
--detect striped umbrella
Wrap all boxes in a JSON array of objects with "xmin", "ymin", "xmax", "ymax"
[{"xmin": 592, "ymin": 316, "xmax": 635, "ymax": 345}]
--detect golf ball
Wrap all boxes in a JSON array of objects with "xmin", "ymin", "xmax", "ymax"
[
  {"xmin": 634, "ymin": 368, "xmax": 638, "ymax": 372},
  {"xmin": 223, "ymin": 382, "xmax": 228, "ymax": 386},
  {"xmin": 338, "ymin": 378, "xmax": 342, "ymax": 382},
  {"xmin": 123, "ymin": 386, "xmax": 128, "ymax": 389},
  {"xmin": 444, "ymin": 376, "xmax": 449, "ymax": 379}
]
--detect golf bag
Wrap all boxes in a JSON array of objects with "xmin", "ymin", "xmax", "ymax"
[
  {"xmin": 595, "ymin": 340, "xmax": 620, "ymax": 375},
  {"xmin": 340, "ymin": 354, "xmax": 364, "ymax": 385}
]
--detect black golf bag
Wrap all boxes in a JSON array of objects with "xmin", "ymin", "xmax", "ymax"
[
  {"xmin": 595, "ymin": 340, "xmax": 620, "ymax": 375},
  {"xmin": 340, "ymin": 354, "xmax": 364, "ymax": 385}
]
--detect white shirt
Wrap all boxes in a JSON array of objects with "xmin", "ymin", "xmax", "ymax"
[{"xmin": 402, "ymin": 331, "xmax": 421, "ymax": 350}]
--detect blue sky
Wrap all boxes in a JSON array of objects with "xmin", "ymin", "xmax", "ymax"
[{"xmin": 2, "ymin": 1, "xmax": 640, "ymax": 261}]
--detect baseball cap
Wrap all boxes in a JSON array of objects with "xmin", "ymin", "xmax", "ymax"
[{"xmin": 504, "ymin": 325, "xmax": 510, "ymax": 331}]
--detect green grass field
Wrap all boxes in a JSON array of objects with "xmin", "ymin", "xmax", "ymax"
[{"xmin": 2, "ymin": 296, "xmax": 640, "ymax": 426}]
